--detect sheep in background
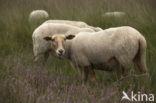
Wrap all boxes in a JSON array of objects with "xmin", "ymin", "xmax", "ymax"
[
  {"xmin": 29, "ymin": 10, "xmax": 49, "ymax": 29},
  {"xmin": 44, "ymin": 26, "xmax": 148, "ymax": 83},
  {"xmin": 103, "ymin": 11, "xmax": 126, "ymax": 18},
  {"xmin": 44, "ymin": 20, "xmax": 103, "ymax": 32},
  {"xmin": 32, "ymin": 23, "xmax": 94, "ymax": 64}
]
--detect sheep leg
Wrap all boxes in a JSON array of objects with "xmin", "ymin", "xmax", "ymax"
[
  {"xmin": 88, "ymin": 68, "xmax": 97, "ymax": 83},
  {"xmin": 83, "ymin": 66, "xmax": 97, "ymax": 83},
  {"xmin": 34, "ymin": 52, "xmax": 49, "ymax": 66},
  {"xmin": 121, "ymin": 66, "xmax": 127, "ymax": 77},
  {"xmin": 83, "ymin": 67, "xmax": 89, "ymax": 83},
  {"xmin": 43, "ymin": 52, "xmax": 49, "ymax": 63}
]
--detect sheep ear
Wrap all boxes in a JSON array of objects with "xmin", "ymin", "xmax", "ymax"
[
  {"xmin": 43, "ymin": 36, "xmax": 52, "ymax": 41},
  {"xmin": 66, "ymin": 34, "xmax": 75, "ymax": 40}
]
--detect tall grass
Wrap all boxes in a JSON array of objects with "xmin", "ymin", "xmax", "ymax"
[{"xmin": 0, "ymin": 0, "xmax": 156, "ymax": 102}]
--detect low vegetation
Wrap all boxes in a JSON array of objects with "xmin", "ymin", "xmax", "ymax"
[{"xmin": 0, "ymin": 0, "xmax": 155, "ymax": 102}]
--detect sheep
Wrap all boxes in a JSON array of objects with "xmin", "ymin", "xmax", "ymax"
[
  {"xmin": 32, "ymin": 23, "xmax": 94, "ymax": 64},
  {"xmin": 43, "ymin": 20, "xmax": 103, "ymax": 32},
  {"xmin": 43, "ymin": 26, "xmax": 148, "ymax": 83},
  {"xmin": 29, "ymin": 10, "xmax": 49, "ymax": 29},
  {"xmin": 103, "ymin": 11, "xmax": 126, "ymax": 17}
]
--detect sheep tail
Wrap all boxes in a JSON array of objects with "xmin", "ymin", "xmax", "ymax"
[{"xmin": 135, "ymin": 36, "xmax": 148, "ymax": 73}]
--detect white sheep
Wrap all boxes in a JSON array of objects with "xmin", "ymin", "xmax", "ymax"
[
  {"xmin": 43, "ymin": 20, "xmax": 103, "ymax": 32},
  {"xmin": 43, "ymin": 26, "xmax": 148, "ymax": 83},
  {"xmin": 29, "ymin": 10, "xmax": 49, "ymax": 28},
  {"xmin": 103, "ymin": 11, "xmax": 126, "ymax": 17},
  {"xmin": 32, "ymin": 23, "xmax": 94, "ymax": 63}
]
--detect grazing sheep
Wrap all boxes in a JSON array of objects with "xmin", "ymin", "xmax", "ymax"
[
  {"xmin": 32, "ymin": 23, "xmax": 94, "ymax": 63},
  {"xmin": 44, "ymin": 20, "xmax": 103, "ymax": 32},
  {"xmin": 29, "ymin": 10, "xmax": 49, "ymax": 29},
  {"xmin": 103, "ymin": 11, "xmax": 126, "ymax": 17},
  {"xmin": 43, "ymin": 26, "xmax": 148, "ymax": 83}
]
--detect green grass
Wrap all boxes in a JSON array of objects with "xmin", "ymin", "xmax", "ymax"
[{"xmin": 0, "ymin": 0, "xmax": 156, "ymax": 102}]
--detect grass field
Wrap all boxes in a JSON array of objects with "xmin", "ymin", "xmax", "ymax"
[{"xmin": 0, "ymin": 0, "xmax": 156, "ymax": 103}]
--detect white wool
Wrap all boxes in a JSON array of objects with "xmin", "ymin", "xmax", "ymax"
[
  {"xmin": 103, "ymin": 11, "xmax": 126, "ymax": 17},
  {"xmin": 44, "ymin": 20, "xmax": 103, "ymax": 32},
  {"xmin": 64, "ymin": 26, "xmax": 147, "ymax": 72},
  {"xmin": 29, "ymin": 10, "xmax": 49, "ymax": 28},
  {"xmin": 32, "ymin": 23, "xmax": 94, "ymax": 62}
]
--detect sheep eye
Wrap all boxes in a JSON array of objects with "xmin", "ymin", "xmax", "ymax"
[{"xmin": 51, "ymin": 39, "xmax": 55, "ymax": 42}]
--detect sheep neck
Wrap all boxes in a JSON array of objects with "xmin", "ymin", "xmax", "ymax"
[{"xmin": 64, "ymin": 40, "xmax": 72, "ymax": 60}]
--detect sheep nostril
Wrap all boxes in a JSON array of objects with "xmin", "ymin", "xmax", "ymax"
[{"xmin": 59, "ymin": 50, "xmax": 63, "ymax": 54}]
